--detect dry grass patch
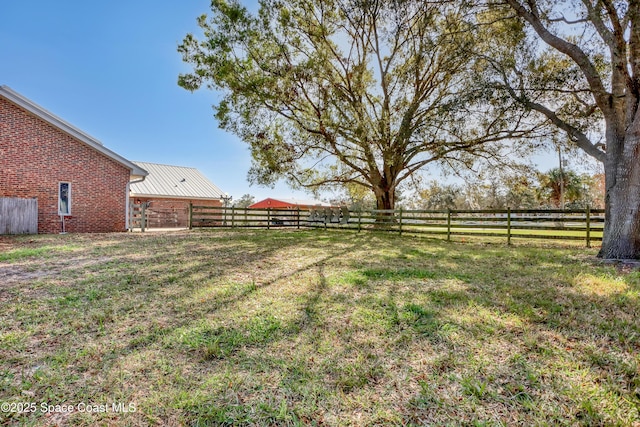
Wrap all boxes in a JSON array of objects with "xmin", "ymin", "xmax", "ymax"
[{"xmin": 0, "ymin": 229, "xmax": 638, "ymax": 426}]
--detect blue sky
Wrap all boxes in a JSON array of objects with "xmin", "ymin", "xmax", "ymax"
[{"xmin": 0, "ymin": 0, "xmax": 310, "ymax": 202}]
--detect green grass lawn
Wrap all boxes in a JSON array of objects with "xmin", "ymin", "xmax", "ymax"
[{"xmin": 0, "ymin": 230, "xmax": 638, "ymax": 426}]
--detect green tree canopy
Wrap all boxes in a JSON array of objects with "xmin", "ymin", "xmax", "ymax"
[
  {"xmin": 536, "ymin": 168, "xmax": 587, "ymax": 209},
  {"xmin": 179, "ymin": 0, "xmax": 538, "ymax": 210},
  {"xmin": 233, "ymin": 193, "xmax": 256, "ymax": 208}
]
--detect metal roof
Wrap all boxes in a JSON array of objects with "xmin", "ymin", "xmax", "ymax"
[
  {"xmin": 129, "ymin": 162, "xmax": 225, "ymax": 200},
  {"xmin": 0, "ymin": 85, "xmax": 148, "ymax": 179}
]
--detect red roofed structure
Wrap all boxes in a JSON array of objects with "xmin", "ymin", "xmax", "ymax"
[{"xmin": 248, "ymin": 197, "xmax": 332, "ymax": 210}]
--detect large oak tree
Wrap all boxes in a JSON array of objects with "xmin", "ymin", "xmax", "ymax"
[
  {"xmin": 483, "ymin": 0, "xmax": 640, "ymax": 259},
  {"xmin": 178, "ymin": 0, "xmax": 535, "ymax": 210}
]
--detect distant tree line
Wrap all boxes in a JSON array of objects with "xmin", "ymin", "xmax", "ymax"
[
  {"xmin": 404, "ymin": 169, "xmax": 603, "ymax": 211},
  {"xmin": 327, "ymin": 168, "xmax": 603, "ymax": 211}
]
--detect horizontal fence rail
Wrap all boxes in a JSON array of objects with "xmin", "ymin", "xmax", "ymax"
[{"xmin": 188, "ymin": 205, "xmax": 605, "ymax": 247}]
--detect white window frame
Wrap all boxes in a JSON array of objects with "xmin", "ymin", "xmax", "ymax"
[{"xmin": 58, "ymin": 182, "xmax": 71, "ymax": 216}]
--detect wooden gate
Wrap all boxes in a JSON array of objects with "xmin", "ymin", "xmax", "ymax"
[
  {"xmin": 129, "ymin": 202, "xmax": 188, "ymax": 231},
  {"xmin": 0, "ymin": 197, "xmax": 38, "ymax": 234},
  {"xmin": 129, "ymin": 202, "xmax": 146, "ymax": 231}
]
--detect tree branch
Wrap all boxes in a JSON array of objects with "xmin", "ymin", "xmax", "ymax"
[{"xmin": 504, "ymin": 0, "xmax": 613, "ymax": 115}]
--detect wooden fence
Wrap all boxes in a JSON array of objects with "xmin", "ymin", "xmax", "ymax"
[
  {"xmin": 0, "ymin": 197, "xmax": 38, "ymax": 235},
  {"xmin": 188, "ymin": 205, "xmax": 605, "ymax": 247},
  {"xmin": 129, "ymin": 203, "xmax": 147, "ymax": 231},
  {"xmin": 129, "ymin": 202, "xmax": 187, "ymax": 230},
  {"xmin": 129, "ymin": 203, "xmax": 224, "ymax": 231}
]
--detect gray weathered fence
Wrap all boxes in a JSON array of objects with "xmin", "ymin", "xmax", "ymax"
[
  {"xmin": 0, "ymin": 197, "xmax": 38, "ymax": 235},
  {"xmin": 188, "ymin": 205, "xmax": 605, "ymax": 247}
]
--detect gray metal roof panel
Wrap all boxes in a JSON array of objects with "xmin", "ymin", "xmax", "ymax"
[{"xmin": 129, "ymin": 162, "xmax": 224, "ymax": 199}]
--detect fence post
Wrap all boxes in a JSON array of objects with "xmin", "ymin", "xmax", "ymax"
[
  {"xmin": 447, "ymin": 209, "xmax": 451, "ymax": 241},
  {"xmin": 128, "ymin": 202, "xmax": 133, "ymax": 232},
  {"xmin": 399, "ymin": 208, "xmax": 403, "ymax": 235},
  {"xmin": 297, "ymin": 207, "xmax": 300, "ymax": 229},
  {"xmin": 267, "ymin": 208, "xmax": 271, "ymax": 230},
  {"xmin": 586, "ymin": 205, "xmax": 591, "ymax": 248},
  {"xmin": 358, "ymin": 209, "xmax": 362, "ymax": 232},
  {"xmin": 507, "ymin": 207, "xmax": 512, "ymax": 246},
  {"xmin": 231, "ymin": 206, "xmax": 235, "ymax": 228},
  {"xmin": 140, "ymin": 203, "xmax": 146, "ymax": 233}
]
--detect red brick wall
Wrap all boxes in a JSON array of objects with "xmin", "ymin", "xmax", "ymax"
[
  {"xmin": 132, "ymin": 197, "xmax": 222, "ymax": 228},
  {"xmin": 0, "ymin": 97, "xmax": 131, "ymax": 233}
]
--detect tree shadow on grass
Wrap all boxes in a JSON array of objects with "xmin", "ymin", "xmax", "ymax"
[
  {"xmin": 340, "ymin": 242, "xmax": 640, "ymax": 425},
  {"xmin": 151, "ymin": 233, "xmax": 640, "ymax": 425},
  {"xmin": 156, "ymin": 234, "xmax": 639, "ymax": 425},
  {"xmin": 2, "ymin": 231, "xmax": 638, "ymax": 426},
  {"xmin": 1, "ymin": 231, "xmax": 330, "ymax": 423}
]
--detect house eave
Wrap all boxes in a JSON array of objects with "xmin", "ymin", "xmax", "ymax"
[
  {"xmin": 130, "ymin": 193, "xmax": 222, "ymax": 201},
  {"xmin": 0, "ymin": 85, "xmax": 148, "ymax": 178}
]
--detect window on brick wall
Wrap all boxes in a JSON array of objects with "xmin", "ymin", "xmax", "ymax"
[{"xmin": 58, "ymin": 182, "xmax": 71, "ymax": 215}]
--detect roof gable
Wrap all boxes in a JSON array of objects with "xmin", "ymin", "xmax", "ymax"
[
  {"xmin": 129, "ymin": 162, "xmax": 224, "ymax": 200},
  {"xmin": 0, "ymin": 85, "xmax": 147, "ymax": 178}
]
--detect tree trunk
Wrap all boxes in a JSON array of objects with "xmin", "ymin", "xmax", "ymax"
[
  {"xmin": 598, "ymin": 120, "xmax": 640, "ymax": 259},
  {"xmin": 373, "ymin": 186, "xmax": 395, "ymax": 210},
  {"xmin": 373, "ymin": 185, "xmax": 396, "ymax": 225}
]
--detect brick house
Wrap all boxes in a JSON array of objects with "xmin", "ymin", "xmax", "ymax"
[
  {"xmin": 129, "ymin": 162, "xmax": 225, "ymax": 228},
  {"xmin": 0, "ymin": 86, "xmax": 148, "ymax": 233}
]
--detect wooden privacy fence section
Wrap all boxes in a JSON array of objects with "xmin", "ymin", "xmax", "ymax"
[
  {"xmin": 188, "ymin": 205, "xmax": 605, "ymax": 247},
  {"xmin": 0, "ymin": 197, "xmax": 38, "ymax": 235},
  {"xmin": 129, "ymin": 202, "xmax": 186, "ymax": 230},
  {"xmin": 129, "ymin": 203, "xmax": 147, "ymax": 231}
]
